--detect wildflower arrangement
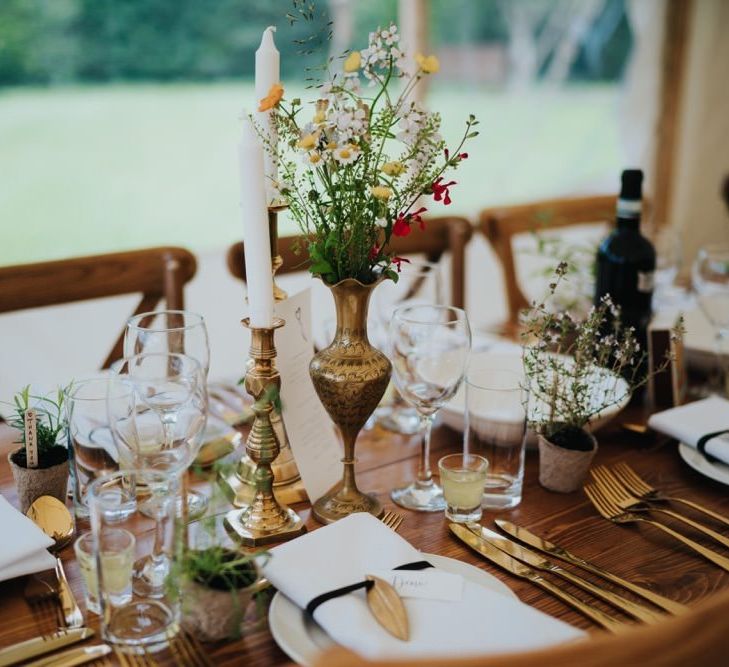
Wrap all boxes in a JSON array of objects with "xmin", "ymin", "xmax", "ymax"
[
  {"xmin": 522, "ymin": 263, "xmax": 680, "ymax": 446},
  {"xmin": 258, "ymin": 23, "xmax": 478, "ymax": 285}
]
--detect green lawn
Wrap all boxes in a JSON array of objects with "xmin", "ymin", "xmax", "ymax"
[{"xmin": 0, "ymin": 82, "xmax": 621, "ymax": 265}]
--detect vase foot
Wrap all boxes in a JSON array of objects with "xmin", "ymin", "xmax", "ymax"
[
  {"xmin": 224, "ymin": 506, "xmax": 307, "ymax": 546},
  {"xmin": 312, "ymin": 486, "xmax": 383, "ymax": 524}
]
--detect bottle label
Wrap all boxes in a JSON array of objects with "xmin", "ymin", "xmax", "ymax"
[{"xmin": 638, "ymin": 271, "xmax": 655, "ymax": 292}]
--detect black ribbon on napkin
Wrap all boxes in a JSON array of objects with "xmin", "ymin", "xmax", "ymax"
[
  {"xmin": 696, "ymin": 430, "xmax": 729, "ymax": 463},
  {"xmin": 305, "ymin": 560, "xmax": 433, "ymax": 619}
]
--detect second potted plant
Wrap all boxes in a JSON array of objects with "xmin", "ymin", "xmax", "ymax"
[
  {"xmin": 522, "ymin": 263, "xmax": 678, "ymax": 493},
  {"xmin": 6, "ymin": 386, "xmax": 70, "ymax": 512}
]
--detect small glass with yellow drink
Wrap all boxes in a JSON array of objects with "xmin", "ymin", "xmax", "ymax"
[{"xmin": 438, "ymin": 454, "xmax": 489, "ymax": 523}]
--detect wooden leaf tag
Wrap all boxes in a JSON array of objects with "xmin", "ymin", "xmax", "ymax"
[
  {"xmin": 365, "ymin": 575, "xmax": 410, "ymax": 641},
  {"xmin": 24, "ymin": 408, "xmax": 38, "ymax": 469}
]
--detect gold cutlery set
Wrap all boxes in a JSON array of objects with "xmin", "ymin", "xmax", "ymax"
[
  {"xmin": 452, "ymin": 464, "xmax": 728, "ymax": 633},
  {"xmin": 586, "ymin": 464, "xmax": 729, "ymax": 572}
]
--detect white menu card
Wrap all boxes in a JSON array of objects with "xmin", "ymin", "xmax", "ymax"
[{"xmin": 273, "ymin": 288, "xmax": 343, "ymax": 502}]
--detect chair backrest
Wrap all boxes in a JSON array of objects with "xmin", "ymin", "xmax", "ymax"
[
  {"xmin": 226, "ymin": 216, "xmax": 473, "ymax": 309},
  {"xmin": 0, "ymin": 247, "xmax": 197, "ymax": 368},
  {"xmin": 479, "ymin": 195, "xmax": 616, "ymax": 333}
]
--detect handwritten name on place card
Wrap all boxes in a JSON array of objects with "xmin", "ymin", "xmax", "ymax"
[{"xmin": 369, "ymin": 569, "xmax": 464, "ymax": 602}]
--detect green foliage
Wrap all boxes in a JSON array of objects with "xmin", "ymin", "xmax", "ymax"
[{"xmin": 5, "ymin": 384, "xmax": 69, "ymax": 467}]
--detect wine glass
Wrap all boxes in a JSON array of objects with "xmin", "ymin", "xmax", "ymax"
[
  {"xmin": 125, "ymin": 310, "xmax": 210, "ymax": 519},
  {"xmin": 693, "ymin": 244, "xmax": 729, "ymax": 395},
  {"xmin": 388, "ymin": 304, "xmax": 471, "ymax": 511},
  {"xmin": 371, "ymin": 260, "xmax": 443, "ymax": 434},
  {"xmin": 108, "ymin": 352, "xmax": 206, "ymax": 597}
]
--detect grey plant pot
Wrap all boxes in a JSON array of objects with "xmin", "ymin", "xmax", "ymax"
[
  {"xmin": 8, "ymin": 450, "xmax": 70, "ymax": 513},
  {"xmin": 538, "ymin": 432, "xmax": 598, "ymax": 493},
  {"xmin": 181, "ymin": 571, "xmax": 268, "ymax": 642}
]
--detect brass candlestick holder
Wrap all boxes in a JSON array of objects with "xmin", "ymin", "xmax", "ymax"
[
  {"xmin": 220, "ymin": 203, "xmax": 307, "ymax": 507},
  {"xmin": 225, "ymin": 318, "xmax": 306, "ymax": 546}
]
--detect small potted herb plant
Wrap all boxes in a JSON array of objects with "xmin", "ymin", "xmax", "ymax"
[
  {"xmin": 522, "ymin": 263, "xmax": 678, "ymax": 492},
  {"xmin": 6, "ymin": 386, "xmax": 70, "ymax": 512},
  {"xmin": 179, "ymin": 544, "xmax": 268, "ymax": 642}
]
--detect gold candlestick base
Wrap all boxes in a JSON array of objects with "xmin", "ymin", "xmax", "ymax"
[
  {"xmin": 224, "ymin": 318, "xmax": 306, "ymax": 547},
  {"xmin": 220, "ymin": 202, "xmax": 308, "ymax": 507}
]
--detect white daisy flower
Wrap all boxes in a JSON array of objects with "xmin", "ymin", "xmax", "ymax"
[
  {"xmin": 333, "ymin": 145, "xmax": 359, "ymax": 165},
  {"xmin": 375, "ymin": 217, "xmax": 388, "ymax": 228}
]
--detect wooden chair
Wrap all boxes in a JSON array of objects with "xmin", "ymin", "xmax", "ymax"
[
  {"xmin": 226, "ymin": 216, "xmax": 473, "ymax": 309},
  {"xmin": 0, "ymin": 247, "xmax": 197, "ymax": 368},
  {"xmin": 479, "ymin": 195, "xmax": 616, "ymax": 334},
  {"xmin": 312, "ymin": 586, "xmax": 729, "ymax": 667}
]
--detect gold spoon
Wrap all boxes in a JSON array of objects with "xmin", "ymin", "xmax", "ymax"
[{"xmin": 26, "ymin": 496, "xmax": 84, "ymax": 629}]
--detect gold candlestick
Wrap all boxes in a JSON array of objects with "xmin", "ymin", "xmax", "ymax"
[
  {"xmin": 220, "ymin": 203, "xmax": 307, "ymax": 506},
  {"xmin": 225, "ymin": 318, "xmax": 306, "ymax": 546}
]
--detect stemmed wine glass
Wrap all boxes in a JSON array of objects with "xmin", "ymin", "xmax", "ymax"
[
  {"xmin": 125, "ymin": 310, "xmax": 210, "ymax": 519},
  {"xmin": 371, "ymin": 260, "xmax": 443, "ymax": 434},
  {"xmin": 693, "ymin": 244, "xmax": 729, "ymax": 395},
  {"xmin": 108, "ymin": 352, "xmax": 206, "ymax": 596},
  {"xmin": 388, "ymin": 304, "xmax": 471, "ymax": 511}
]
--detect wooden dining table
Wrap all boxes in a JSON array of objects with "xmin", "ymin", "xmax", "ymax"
[{"xmin": 1, "ymin": 404, "xmax": 729, "ymax": 666}]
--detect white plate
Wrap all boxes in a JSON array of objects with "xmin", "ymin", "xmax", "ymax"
[
  {"xmin": 440, "ymin": 350, "xmax": 630, "ymax": 442},
  {"xmin": 678, "ymin": 442, "xmax": 729, "ymax": 486},
  {"xmin": 268, "ymin": 552, "xmax": 517, "ymax": 667}
]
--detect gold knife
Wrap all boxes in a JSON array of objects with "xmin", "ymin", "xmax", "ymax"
[
  {"xmin": 449, "ymin": 523, "xmax": 625, "ymax": 633},
  {"xmin": 495, "ymin": 520, "xmax": 688, "ymax": 616},
  {"xmin": 25, "ymin": 644, "xmax": 110, "ymax": 667},
  {"xmin": 467, "ymin": 523, "xmax": 664, "ymax": 624},
  {"xmin": 0, "ymin": 628, "xmax": 94, "ymax": 667}
]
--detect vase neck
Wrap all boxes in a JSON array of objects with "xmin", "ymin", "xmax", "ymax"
[{"xmin": 330, "ymin": 280, "xmax": 376, "ymax": 344}]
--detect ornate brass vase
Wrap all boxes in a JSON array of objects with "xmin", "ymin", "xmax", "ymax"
[{"xmin": 310, "ymin": 278, "xmax": 391, "ymax": 523}]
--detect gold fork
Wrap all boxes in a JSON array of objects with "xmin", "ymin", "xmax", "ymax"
[
  {"xmin": 613, "ymin": 462, "xmax": 729, "ymax": 528},
  {"xmin": 585, "ymin": 483, "xmax": 729, "ymax": 572},
  {"xmin": 381, "ymin": 511, "xmax": 404, "ymax": 533},
  {"xmin": 24, "ymin": 576, "xmax": 64, "ymax": 639},
  {"xmin": 592, "ymin": 466, "xmax": 729, "ymax": 549}
]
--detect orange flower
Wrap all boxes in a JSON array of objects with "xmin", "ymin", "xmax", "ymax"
[{"xmin": 258, "ymin": 83, "xmax": 284, "ymax": 112}]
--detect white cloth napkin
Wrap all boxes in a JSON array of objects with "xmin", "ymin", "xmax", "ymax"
[
  {"xmin": 263, "ymin": 513, "xmax": 583, "ymax": 660},
  {"xmin": 0, "ymin": 495, "xmax": 56, "ymax": 582},
  {"xmin": 648, "ymin": 396, "xmax": 729, "ymax": 465}
]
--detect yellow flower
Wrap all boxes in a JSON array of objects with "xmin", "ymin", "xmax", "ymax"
[
  {"xmin": 370, "ymin": 185, "xmax": 393, "ymax": 201},
  {"xmin": 307, "ymin": 151, "xmax": 322, "ymax": 165},
  {"xmin": 415, "ymin": 53, "xmax": 440, "ymax": 74},
  {"xmin": 343, "ymin": 51, "xmax": 361, "ymax": 73},
  {"xmin": 313, "ymin": 100, "xmax": 328, "ymax": 124},
  {"xmin": 258, "ymin": 83, "xmax": 284, "ymax": 111},
  {"xmin": 297, "ymin": 133, "xmax": 318, "ymax": 150},
  {"xmin": 381, "ymin": 161, "xmax": 405, "ymax": 177}
]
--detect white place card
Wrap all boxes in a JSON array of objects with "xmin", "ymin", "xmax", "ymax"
[
  {"xmin": 369, "ymin": 569, "xmax": 464, "ymax": 602},
  {"xmin": 273, "ymin": 288, "xmax": 343, "ymax": 503}
]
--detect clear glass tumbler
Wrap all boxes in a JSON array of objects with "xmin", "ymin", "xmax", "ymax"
[
  {"xmin": 89, "ymin": 470, "xmax": 181, "ymax": 654},
  {"xmin": 438, "ymin": 453, "xmax": 489, "ymax": 523},
  {"xmin": 464, "ymin": 369, "xmax": 527, "ymax": 509},
  {"xmin": 66, "ymin": 377, "xmax": 124, "ymax": 519}
]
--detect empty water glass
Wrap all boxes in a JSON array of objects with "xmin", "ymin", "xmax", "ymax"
[{"xmin": 464, "ymin": 369, "xmax": 527, "ymax": 509}]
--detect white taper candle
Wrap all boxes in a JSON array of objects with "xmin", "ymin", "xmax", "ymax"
[
  {"xmin": 255, "ymin": 26, "xmax": 280, "ymax": 205},
  {"xmin": 239, "ymin": 113, "xmax": 274, "ymax": 328}
]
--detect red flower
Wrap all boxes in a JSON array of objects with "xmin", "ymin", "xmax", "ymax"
[
  {"xmin": 369, "ymin": 243, "xmax": 381, "ymax": 261},
  {"xmin": 392, "ymin": 256, "xmax": 411, "ymax": 273},
  {"xmin": 410, "ymin": 206, "xmax": 427, "ymax": 231},
  {"xmin": 392, "ymin": 214, "xmax": 411, "ymax": 237},
  {"xmin": 459, "ymin": 152, "xmax": 468, "ymax": 160},
  {"xmin": 431, "ymin": 177, "xmax": 456, "ymax": 205}
]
